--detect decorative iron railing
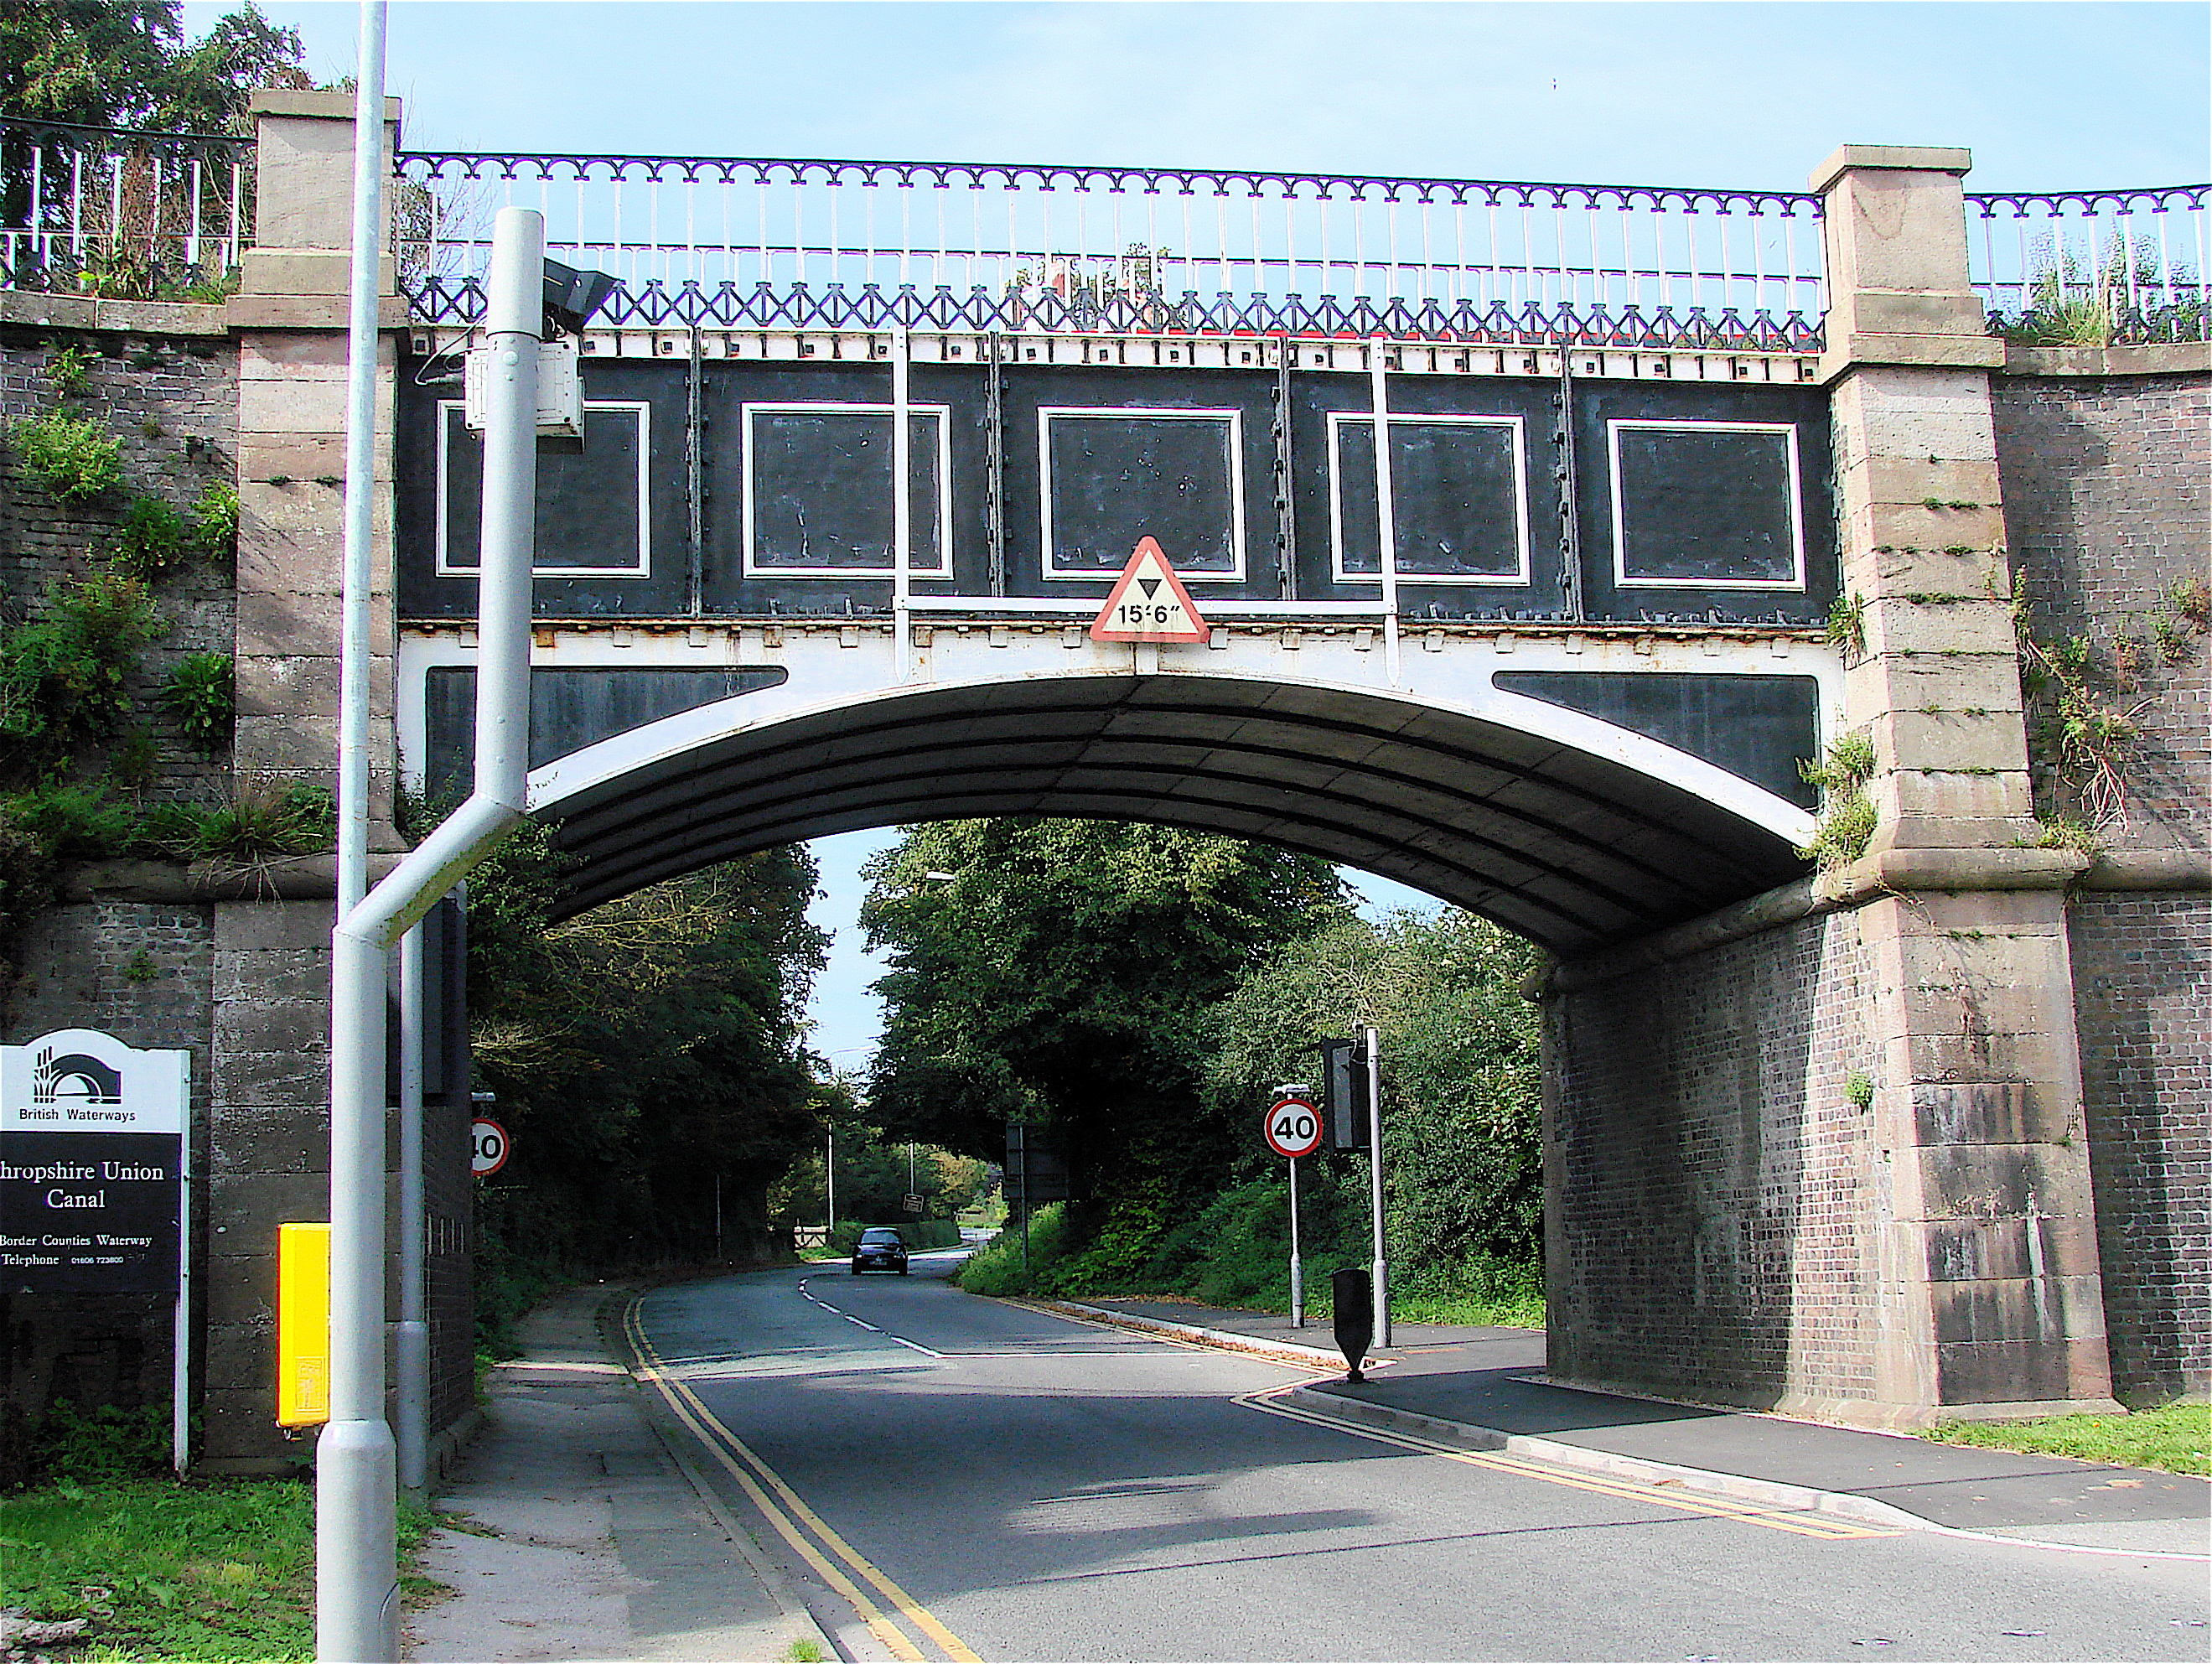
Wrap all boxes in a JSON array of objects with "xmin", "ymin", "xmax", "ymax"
[
  {"xmin": 0, "ymin": 118, "xmax": 254, "ymax": 299},
  {"xmin": 1967, "ymin": 184, "xmax": 2210, "ymax": 346},
  {"xmin": 393, "ymin": 150, "xmax": 1830, "ymax": 350}
]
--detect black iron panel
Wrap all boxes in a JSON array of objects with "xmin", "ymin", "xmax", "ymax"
[
  {"xmin": 1042, "ymin": 410, "xmax": 1238, "ymax": 575},
  {"xmin": 397, "ymin": 354, "xmax": 692, "ymax": 618},
  {"xmin": 1332, "ymin": 417, "xmax": 1525, "ymax": 579},
  {"xmin": 998, "ymin": 366, "xmax": 1282, "ymax": 599},
  {"xmin": 1572, "ymin": 380, "xmax": 1835, "ymax": 625},
  {"xmin": 1610, "ymin": 423, "xmax": 1799, "ymax": 585},
  {"xmin": 1493, "ymin": 671, "xmax": 1820, "ymax": 807},
  {"xmin": 438, "ymin": 403, "xmax": 645, "ymax": 574},
  {"xmin": 423, "ymin": 665, "xmax": 787, "ymax": 805},
  {"xmin": 699, "ymin": 360, "xmax": 988, "ymax": 615},
  {"xmin": 1290, "ymin": 372, "xmax": 1564, "ymax": 616},
  {"xmin": 746, "ymin": 407, "xmax": 945, "ymax": 571}
]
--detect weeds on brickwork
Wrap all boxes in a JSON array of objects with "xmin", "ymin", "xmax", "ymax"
[
  {"xmin": 1795, "ymin": 732, "xmax": 1879, "ymax": 868},
  {"xmin": 2026, "ymin": 816, "xmax": 2104, "ymax": 860},
  {"xmin": 189, "ymin": 480, "xmax": 239, "ymax": 560},
  {"xmin": 1843, "ymin": 1070, "xmax": 1875, "ymax": 1112},
  {"xmin": 162, "ymin": 653, "xmax": 234, "ymax": 754},
  {"xmin": 106, "ymin": 495, "xmax": 189, "ymax": 581},
  {"xmin": 2013, "ymin": 606, "xmax": 2154, "ymax": 835},
  {"xmin": 181, "ymin": 778, "xmax": 336, "ymax": 865},
  {"xmin": 10, "ymin": 411, "xmax": 124, "ymax": 500},
  {"xmin": 46, "ymin": 343, "xmax": 95, "ymax": 399},
  {"xmin": 1825, "ymin": 590, "xmax": 1868, "ymax": 662}
]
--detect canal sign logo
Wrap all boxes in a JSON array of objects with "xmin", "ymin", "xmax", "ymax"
[{"xmin": 33, "ymin": 1045, "xmax": 123, "ymax": 1106}]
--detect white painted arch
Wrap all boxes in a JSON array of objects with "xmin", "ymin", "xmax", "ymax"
[{"xmin": 399, "ymin": 625, "xmax": 1831, "ymax": 952}]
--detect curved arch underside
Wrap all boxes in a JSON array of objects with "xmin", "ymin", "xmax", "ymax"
[{"xmin": 541, "ymin": 673, "xmax": 1811, "ymax": 953}]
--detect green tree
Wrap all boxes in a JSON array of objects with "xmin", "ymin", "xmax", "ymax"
[
  {"xmin": 468, "ymin": 848, "xmax": 831, "ymax": 1296},
  {"xmin": 1, "ymin": 1, "xmax": 304, "ymax": 132},
  {"xmin": 861, "ymin": 818, "xmax": 1348, "ymax": 1257},
  {"xmin": 1205, "ymin": 908, "xmax": 1546, "ymax": 1264}
]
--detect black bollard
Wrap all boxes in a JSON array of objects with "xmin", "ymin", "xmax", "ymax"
[{"xmin": 1331, "ymin": 1267, "xmax": 1373, "ymax": 1382}]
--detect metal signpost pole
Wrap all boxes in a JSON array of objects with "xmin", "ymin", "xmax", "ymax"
[
  {"xmin": 322, "ymin": 205, "xmax": 544, "ymax": 1664},
  {"xmin": 174, "ymin": 1053, "xmax": 193, "ymax": 1475},
  {"xmin": 1364, "ymin": 1024, "xmax": 1389, "ymax": 1348},
  {"xmin": 322, "ymin": 3, "xmax": 392, "ymax": 1654},
  {"xmin": 395, "ymin": 923, "xmax": 427, "ymax": 1497},
  {"xmin": 1287, "ymin": 1154, "xmax": 1303, "ymax": 1329}
]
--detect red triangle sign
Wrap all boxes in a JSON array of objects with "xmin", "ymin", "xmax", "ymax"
[{"xmin": 1090, "ymin": 537, "xmax": 1211, "ymax": 644}]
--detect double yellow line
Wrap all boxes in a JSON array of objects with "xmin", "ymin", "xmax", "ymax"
[
  {"xmin": 1241, "ymin": 1385, "xmax": 1899, "ymax": 1542},
  {"xmin": 622, "ymin": 1296, "xmax": 982, "ymax": 1663}
]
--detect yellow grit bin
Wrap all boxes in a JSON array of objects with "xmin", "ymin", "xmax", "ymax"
[{"xmin": 277, "ymin": 1223, "xmax": 332, "ymax": 1427}]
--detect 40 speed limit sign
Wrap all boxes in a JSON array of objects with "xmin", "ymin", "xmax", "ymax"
[{"xmin": 1262, "ymin": 1096, "xmax": 1324, "ymax": 1159}]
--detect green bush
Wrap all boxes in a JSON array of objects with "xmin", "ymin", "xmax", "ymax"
[
  {"xmin": 828, "ymin": 1217, "xmax": 961, "ymax": 1256},
  {"xmin": 163, "ymin": 652, "xmax": 234, "ymax": 753},
  {"xmin": 0, "ymin": 573, "xmax": 163, "ymax": 775},
  {"xmin": 955, "ymin": 1202, "xmax": 1076, "ymax": 1295},
  {"xmin": 45, "ymin": 343, "xmax": 94, "ymax": 399},
  {"xmin": 9, "ymin": 412, "xmax": 122, "ymax": 500},
  {"xmin": 22, "ymin": 1399, "xmax": 171, "ymax": 1485},
  {"xmin": 109, "ymin": 495, "xmax": 189, "ymax": 581},
  {"xmin": 0, "ymin": 783, "xmax": 138, "ymax": 863},
  {"xmin": 190, "ymin": 480, "xmax": 240, "ymax": 559}
]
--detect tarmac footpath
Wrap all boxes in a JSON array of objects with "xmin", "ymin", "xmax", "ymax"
[
  {"xmin": 404, "ymin": 1280, "xmax": 834, "ymax": 1663},
  {"xmin": 1047, "ymin": 1294, "xmax": 2211, "ymax": 1562}
]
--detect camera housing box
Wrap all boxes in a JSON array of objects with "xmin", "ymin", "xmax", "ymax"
[{"xmin": 463, "ymin": 334, "xmax": 583, "ymax": 444}]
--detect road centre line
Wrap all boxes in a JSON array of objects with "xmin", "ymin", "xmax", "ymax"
[
  {"xmin": 626, "ymin": 1294, "xmax": 983, "ymax": 1664},
  {"xmin": 1238, "ymin": 1384, "xmax": 1898, "ymax": 1543},
  {"xmin": 798, "ymin": 1277, "xmax": 945, "ymax": 1355}
]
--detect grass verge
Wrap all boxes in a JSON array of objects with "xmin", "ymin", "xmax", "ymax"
[
  {"xmin": 1919, "ymin": 1401, "xmax": 2208, "ymax": 1476},
  {"xmin": 1, "ymin": 1476, "xmax": 443, "ymax": 1662}
]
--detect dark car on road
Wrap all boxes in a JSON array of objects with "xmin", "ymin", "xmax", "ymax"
[{"xmin": 851, "ymin": 1227, "xmax": 909, "ymax": 1275}]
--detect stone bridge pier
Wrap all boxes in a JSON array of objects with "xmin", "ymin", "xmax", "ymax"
[{"xmin": 1540, "ymin": 149, "xmax": 2205, "ymax": 1423}]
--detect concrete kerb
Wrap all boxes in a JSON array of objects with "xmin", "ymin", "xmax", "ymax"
[
  {"xmin": 1037, "ymin": 1299, "xmax": 1353, "ymax": 1370},
  {"xmin": 589, "ymin": 1274, "xmax": 842, "ymax": 1664},
  {"xmin": 1036, "ymin": 1299, "xmax": 2210, "ymax": 1563}
]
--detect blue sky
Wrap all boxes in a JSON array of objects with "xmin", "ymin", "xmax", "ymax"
[{"xmin": 183, "ymin": 0, "xmax": 2209, "ymax": 1063}]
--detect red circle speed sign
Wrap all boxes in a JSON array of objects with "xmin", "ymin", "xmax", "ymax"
[
  {"xmin": 1262, "ymin": 1097, "xmax": 1323, "ymax": 1159},
  {"xmin": 470, "ymin": 1117, "xmax": 511, "ymax": 1179}
]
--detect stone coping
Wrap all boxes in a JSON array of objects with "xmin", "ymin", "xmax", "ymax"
[
  {"xmin": 61, "ymin": 853, "xmax": 407, "ymax": 904},
  {"xmin": 2000, "ymin": 340, "xmax": 2211, "ymax": 377},
  {"xmin": 0, "ymin": 291, "xmax": 228, "ymax": 336}
]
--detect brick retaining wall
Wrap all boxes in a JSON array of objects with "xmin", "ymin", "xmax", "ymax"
[
  {"xmin": 1544, "ymin": 907, "xmax": 1883, "ymax": 1411},
  {"xmin": 1997, "ymin": 368, "xmax": 2209, "ymax": 1405}
]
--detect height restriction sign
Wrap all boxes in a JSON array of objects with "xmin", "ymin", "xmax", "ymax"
[
  {"xmin": 1090, "ymin": 537, "xmax": 1210, "ymax": 643},
  {"xmin": 1262, "ymin": 1096, "xmax": 1324, "ymax": 1159}
]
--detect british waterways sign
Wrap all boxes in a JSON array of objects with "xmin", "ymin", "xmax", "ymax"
[{"xmin": 2, "ymin": 1029, "xmax": 189, "ymax": 1294}]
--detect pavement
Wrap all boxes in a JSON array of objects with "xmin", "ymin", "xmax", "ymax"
[
  {"xmin": 404, "ymin": 1279, "xmax": 833, "ymax": 1663},
  {"xmin": 1054, "ymin": 1294, "xmax": 2211, "ymax": 1559}
]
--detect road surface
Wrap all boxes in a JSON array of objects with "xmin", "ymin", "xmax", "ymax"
[{"xmin": 623, "ymin": 1255, "xmax": 2209, "ymax": 1663}]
